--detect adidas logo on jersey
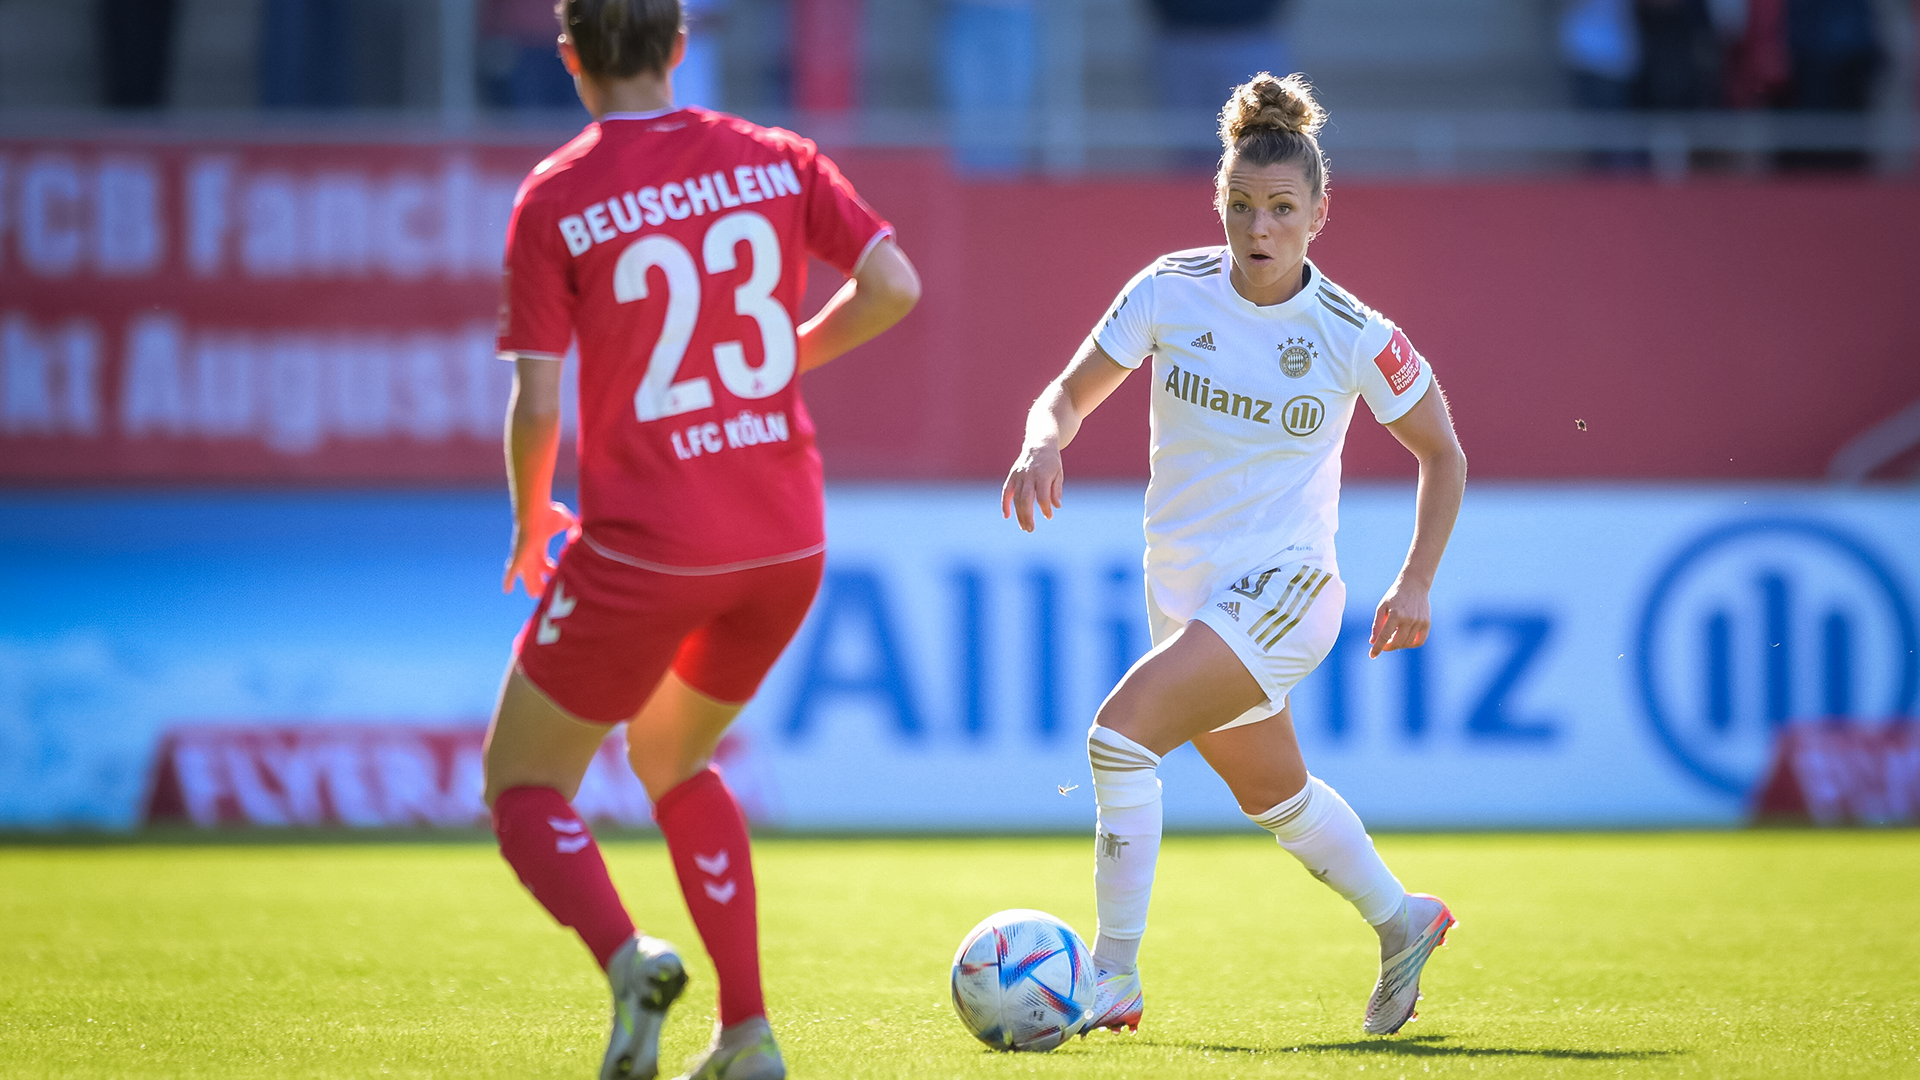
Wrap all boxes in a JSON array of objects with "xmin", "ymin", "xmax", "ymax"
[
  {"xmin": 1190, "ymin": 331, "xmax": 1217, "ymax": 351},
  {"xmin": 1217, "ymin": 601, "xmax": 1241, "ymax": 620}
]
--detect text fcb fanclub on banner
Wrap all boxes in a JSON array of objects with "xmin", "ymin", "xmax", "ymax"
[{"xmin": 0, "ymin": 137, "xmax": 548, "ymax": 480}]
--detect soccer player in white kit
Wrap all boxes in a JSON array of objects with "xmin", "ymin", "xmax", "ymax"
[{"xmin": 1002, "ymin": 72, "xmax": 1469, "ymax": 1037}]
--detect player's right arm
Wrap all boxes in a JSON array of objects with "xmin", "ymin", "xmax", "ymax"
[
  {"xmin": 503, "ymin": 357, "xmax": 578, "ymax": 597},
  {"xmin": 1001, "ymin": 339, "xmax": 1132, "ymax": 532},
  {"xmin": 1003, "ymin": 263, "xmax": 1156, "ymax": 532},
  {"xmin": 496, "ymin": 178, "xmax": 579, "ymax": 597}
]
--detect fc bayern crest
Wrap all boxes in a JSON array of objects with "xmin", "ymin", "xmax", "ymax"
[{"xmin": 1278, "ymin": 337, "xmax": 1316, "ymax": 378}]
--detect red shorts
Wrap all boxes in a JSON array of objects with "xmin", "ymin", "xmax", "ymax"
[{"xmin": 514, "ymin": 537, "xmax": 825, "ymax": 724}]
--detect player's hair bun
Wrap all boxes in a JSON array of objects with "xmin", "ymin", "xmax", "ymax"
[
  {"xmin": 1218, "ymin": 72, "xmax": 1325, "ymax": 147},
  {"xmin": 1214, "ymin": 71, "xmax": 1330, "ymax": 198}
]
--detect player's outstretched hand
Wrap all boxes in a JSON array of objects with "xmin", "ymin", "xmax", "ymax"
[
  {"xmin": 1002, "ymin": 442, "xmax": 1065, "ymax": 533},
  {"xmin": 1370, "ymin": 578, "xmax": 1431, "ymax": 658},
  {"xmin": 503, "ymin": 500, "xmax": 580, "ymax": 597}
]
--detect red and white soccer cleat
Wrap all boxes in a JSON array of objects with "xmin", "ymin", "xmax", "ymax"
[
  {"xmin": 1363, "ymin": 893, "xmax": 1456, "ymax": 1036},
  {"xmin": 1079, "ymin": 966, "xmax": 1145, "ymax": 1036}
]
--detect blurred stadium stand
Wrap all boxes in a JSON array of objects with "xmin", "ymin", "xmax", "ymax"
[{"xmin": 0, "ymin": 0, "xmax": 1912, "ymax": 171}]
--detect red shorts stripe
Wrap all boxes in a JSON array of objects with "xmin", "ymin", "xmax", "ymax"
[{"xmin": 514, "ymin": 538, "xmax": 824, "ymax": 723}]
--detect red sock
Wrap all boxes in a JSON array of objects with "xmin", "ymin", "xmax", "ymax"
[
  {"xmin": 654, "ymin": 767, "xmax": 764, "ymax": 1025},
  {"xmin": 491, "ymin": 786, "xmax": 636, "ymax": 969}
]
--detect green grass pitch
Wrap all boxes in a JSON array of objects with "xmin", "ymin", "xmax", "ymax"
[{"xmin": 3, "ymin": 831, "xmax": 1917, "ymax": 1078}]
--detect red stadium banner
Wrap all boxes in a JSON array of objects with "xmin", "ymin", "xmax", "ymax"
[
  {"xmin": 0, "ymin": 138, "xmax": 547, "ymax": 482},
  {"xmin": 142, "ymin": 722, "xmax": 769, "ymax": 829},
  {"xmin": 1752, "ymin": 722, "xmax": 1920, "ymax": 825},
  {"xmin": 7, "ymin": 135, "xmax": 1920, "ymax": 483}
]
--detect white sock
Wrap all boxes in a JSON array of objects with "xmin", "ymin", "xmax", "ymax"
[
  {"xmin": 1088, "ymin": 725, "xmax": 1162, "ymax": 973},
  {"xmin": 1247, "ymin": 776, "xmax": 1405, "ymax": 927}
]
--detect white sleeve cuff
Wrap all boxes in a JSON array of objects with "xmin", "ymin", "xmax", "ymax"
[{"xmin": 850, "ymin": 226, "xmax": 896, "ymax": 276}]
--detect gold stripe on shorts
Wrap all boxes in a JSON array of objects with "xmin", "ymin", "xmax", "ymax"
[{"xmin": 1249, "ymin": 568, "xmax": 1332, "ymax": 652}]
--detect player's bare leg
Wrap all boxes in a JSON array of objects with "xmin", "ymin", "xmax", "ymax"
[
  {"xmin": 627, "ymin": 673, "xmax": 785, "ymax": 1080},
  {"xmin": 1079, "ymin": 622, "xmax": 1265, "ymax": 1034},
  {"xmin": 624, "ymin": 672, "xmax": 742, "ymax": 800},
  {"xmin": 484, "ymin": 665, "xmax": 687, "ymax": 1079},
  {"xmin": 1193, "ymin": 703, "xmax": 1454, "ymax": 1035},
  {"xmin": 484, "ymin": 665, "xmax": 611, "ymax": 804}
]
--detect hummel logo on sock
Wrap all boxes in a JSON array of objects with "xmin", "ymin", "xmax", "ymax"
[
  {"xmin": 694, "ymin": 849, "xmax": 736, "ymax": 903},
  {"xmin": 548, "ymin": 816, "xmax": 589, "ymax": 853},
  {"xmin": 1190, "ymin": 331, "xmax": 1216, "ymax": 351}
]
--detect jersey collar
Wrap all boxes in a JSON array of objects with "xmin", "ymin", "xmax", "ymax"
[
  {"xmin": 598, "ymin": 106, "xmax": 685, "ymax": 122},
  {"xmin": 1218, "ymin": 254, "xmax": 1322, "ymax": 319}
]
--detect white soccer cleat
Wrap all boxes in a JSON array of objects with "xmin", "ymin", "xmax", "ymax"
[
  {"xmin": 674, "ymin": 1016, "xmax": 786, "ymax": 1080},
  {"xmin": 1078, "ymin": 966, "xmax": 1144, "ymax": 1035},
  {"xmin": 602, "ymin": 935, "xmax": 689, "ymax": 1080},
  {"xmin": 1363, "ymin": 893, "xmax": 1456, "ymax": 1036}
]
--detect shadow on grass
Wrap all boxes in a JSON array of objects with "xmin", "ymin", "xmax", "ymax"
[{"xmin": 1182, "ymin": 1034, "xmax": 1683, "ymax": 1061}]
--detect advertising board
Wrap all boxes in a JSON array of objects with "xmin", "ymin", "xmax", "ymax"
[
  {"xmin": 6, "ymin": 136, "xmax": 1918, "ymax": 485},
  {"xmin": 2, "ymin": 484, "xmax": 1914, "ymax": 832}
]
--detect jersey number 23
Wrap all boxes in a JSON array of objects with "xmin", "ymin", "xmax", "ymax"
[{"xmin": 612, "ymin": 209, "xmax": 795, "ymax": 422}]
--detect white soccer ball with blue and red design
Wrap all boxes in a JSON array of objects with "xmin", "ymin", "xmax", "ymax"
[{"xmin": 950, "ymin": 909, "xmax": 1095, "ymax": 1052}]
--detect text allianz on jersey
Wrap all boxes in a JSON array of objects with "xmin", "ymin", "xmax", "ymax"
[
  {"xmin": 1162, "ymin": 363, "xmax": 1277, "ymax": 425},
  {"xmin": 555, "ymin": 160, "xmax": 805, "ymax": 258}
]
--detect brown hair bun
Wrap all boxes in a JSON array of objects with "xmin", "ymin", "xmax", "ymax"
[
  {"xmin": 1215, "ymin": 71, "xmax": 1329, "ymax": 198},
  {"xmin": 1218, "ymin": 71, "xmax": 1325, "ymax": 146}
]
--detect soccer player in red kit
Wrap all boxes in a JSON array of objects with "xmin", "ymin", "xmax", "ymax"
[{"xmin": 482, "ymin": 3, "xmax": 920, "ymax": 1078}]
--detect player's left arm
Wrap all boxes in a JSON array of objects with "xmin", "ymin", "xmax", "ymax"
[
  {"xmin": 1371, "ymin": 378, "xmax": 1468, "ymax": 657},
  {"xmin": 796, "ymin": 237, "xmax": 921, "ymax": 372}
]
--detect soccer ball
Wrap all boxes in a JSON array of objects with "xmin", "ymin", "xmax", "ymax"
[{"xmin": 949, "ymin": 909, "xmax": 1095, "ymax": 1052}]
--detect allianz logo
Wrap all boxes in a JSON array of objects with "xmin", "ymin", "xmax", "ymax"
[
  {"xmin": 1162, "ymin": 363, "xmax": 1273, "ymax": 425},
  {"xmin": 1636, "ymin": 519, "xmax": 1918, "ymax": 796}
]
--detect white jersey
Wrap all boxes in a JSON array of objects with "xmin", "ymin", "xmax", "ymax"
[{"xmin": 1091, "ymin": 249, "xmax": 1434, "ymax": 622}]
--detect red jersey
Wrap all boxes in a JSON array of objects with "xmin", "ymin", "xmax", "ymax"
[{"xmin": 498, "ymin": 107, "xmax": 891, "ymax": 571}]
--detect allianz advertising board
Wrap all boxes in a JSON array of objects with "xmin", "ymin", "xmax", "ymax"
[{"xmin": 1, "ymin": 486, "xmax": 1914, "ymax": 832}]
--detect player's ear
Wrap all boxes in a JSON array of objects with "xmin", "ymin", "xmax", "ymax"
[
  {"xmin": 666, "ymin": 27, "xmax": 687, "ymax": 72},
  {"xmin": 1309, "ymin": 191, "xmax": 1329, "ymax": 239},
  {"xmin": 557, "ymin": 36, "xmax": 583, "ymax": 77}
]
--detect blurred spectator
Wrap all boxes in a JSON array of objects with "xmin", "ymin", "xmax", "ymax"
[
  {"xmin": 1785, "ymin": 0, "xmax": 1883, "ymax": 110},
  {"xmin": 1559, "ymin": 0, "xmax": 1640, "ymax": 110},
  {"xmin": 1635, "ymin": 0, "xmax": 1722, "ymax": 108},
  {"xmin": 1723, "ymin": 0, "xmax": 1794, "ymax": 107},
  {"xmin": 1780, "ymin": 0, "xmax": 1884, "ymax": 168},
  {"xmin": 260, "ymin": 0, "xmax": 352, "ymax": 108},
  {"xmin": 481, "ymin": 0, "xmax": 576, "ymax": 109},
  {"xmin": 1560, "ymin": 0, "xmax": 1645, "ymax": 169},
  {"xmin": 941, "ymin": 0, "xmax": 1037, "ymax": 173},
  {"xmin": 96, "ymin": 0, "xmax": 179, "ymax": 108},
  {"xmin": 793, "ymin": 0, "xmax": 862, "ymax": 111},
  {"xmin": 1148, "ymin": 0, "xmax": 1293, "ymax": 113}
]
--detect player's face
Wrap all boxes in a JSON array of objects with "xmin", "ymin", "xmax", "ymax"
[{"xmin": 1217, "ymin": 158, "xmax": 1328, "ymax": 305}]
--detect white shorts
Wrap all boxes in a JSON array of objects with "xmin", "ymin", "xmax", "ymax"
[{"xmin": 1147, "ymin": 560, "xmax": 1346, "ymax": 732}]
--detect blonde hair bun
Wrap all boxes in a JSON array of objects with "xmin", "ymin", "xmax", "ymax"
[{"xmin": 1218, "ymin": 72, "xmax": 1325, "ymax": 147}]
